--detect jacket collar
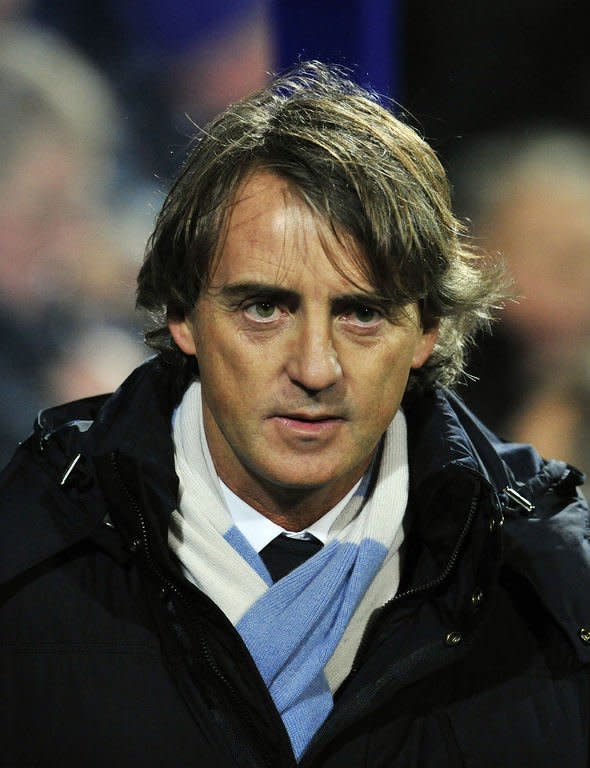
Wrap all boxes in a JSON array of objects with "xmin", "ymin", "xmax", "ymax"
[
  {"xmin": 0, "ymin": 359, "xmax": 503, "ymax": 585},
  {"xmin": 3, "ymin": 357, "xmax": 590, "ymax": 668},
  {"xmin": 0, "ymin": 357, "xmax": 184, "ymax": 584}
]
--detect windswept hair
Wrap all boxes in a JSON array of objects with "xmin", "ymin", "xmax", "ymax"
[{"xmin": 137, "ymin": 61, "xmax": 506, "ymax": 390}]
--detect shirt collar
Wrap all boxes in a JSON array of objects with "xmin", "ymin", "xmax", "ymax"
[{"xmin": 219, "ymin": 478, "xmax": 362, "ymax": 553}]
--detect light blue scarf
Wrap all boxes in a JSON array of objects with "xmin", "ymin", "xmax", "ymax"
[{"xmin": 169, "ymin": 382, "xmax": 408, "ymax": 759}]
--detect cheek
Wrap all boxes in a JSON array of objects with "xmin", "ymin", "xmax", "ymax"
[
  {"xmin": 350, "ymin": 349, "xmax": 413, "ymax": 416},
  {"xmin": 363, "ymin": 336, "xmax": 420, "ymax": 381},
  {"xmin": 198, "ymin": 338, "xmax": 267, "ymax": 417}
]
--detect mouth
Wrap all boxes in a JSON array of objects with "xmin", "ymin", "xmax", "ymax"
[
  {"xmin": 271, "ymin": 412, "xmax": 345, "ymax": 435},
  {"xmin": 282, "ymin": 412, "xmax": 342, "ymax": 422}
]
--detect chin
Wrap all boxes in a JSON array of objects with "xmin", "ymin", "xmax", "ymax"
[{"xmin": 260, "ymin": 464, "xmax": 349, "ymax": 493}]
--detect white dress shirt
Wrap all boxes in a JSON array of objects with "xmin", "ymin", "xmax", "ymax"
[{"xmin": 219, "ymin": 478, "xmax": 362, "ymax": 553}]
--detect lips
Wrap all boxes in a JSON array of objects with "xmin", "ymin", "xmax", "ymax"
[
  {"xmin": 270, "ymin": 412, "xmax": 345, "ymax": 436},
  {"xmin": 280, "ymin": 412, "xmax": 342, "ymax": 422}
]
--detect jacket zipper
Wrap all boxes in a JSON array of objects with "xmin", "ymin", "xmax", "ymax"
[
  {"xmin": 300, "ymin": 486, "xmax": 487, "ymax": 767},
  {"xmin": 350, "ymin": 487, "xmax": 482, "ymax": 674},
  {"xmin": 109, "ymin": 453, "xmax": 289, "ymax": 768}
]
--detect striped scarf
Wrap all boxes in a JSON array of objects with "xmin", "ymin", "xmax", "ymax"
[{"xmin": 169, "ymin": 382, "xmax": 408, "ymax": 760}]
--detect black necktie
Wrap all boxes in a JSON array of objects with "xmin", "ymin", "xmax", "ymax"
[{"xmin": 260, "ymin": 533, "xmax": 323, "ymax": 582}]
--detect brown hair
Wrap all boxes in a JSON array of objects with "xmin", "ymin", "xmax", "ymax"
[{"xmin": 137, "ymin": 61, "xmax": 506, "ymax": 390}]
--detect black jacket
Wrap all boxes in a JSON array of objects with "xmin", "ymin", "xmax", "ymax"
[{"xmin": 2, "ymin": 357, "xmax": 590, "ymax": 767}]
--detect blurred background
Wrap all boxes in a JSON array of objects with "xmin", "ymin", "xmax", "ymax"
[{"xmin": 1, "ymin": 0, "xmax": 588, "ymax": 472}]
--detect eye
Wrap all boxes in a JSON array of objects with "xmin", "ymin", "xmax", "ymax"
[
  {"xmin": 244, "ymin": 301, "xmax": 280, "ymax": 322},
  {"xmin": 352, "ymin": 306, "xmax": 380, "ymax": 323},
  {"xmin": 342, "ymin": 304, "xmax": 383, "ymax": 327}
]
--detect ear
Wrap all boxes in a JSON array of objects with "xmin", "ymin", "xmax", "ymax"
[
  {"xmin": 411, "ymin": 323, "xmax": 439, "ymax": 369},
  {"xmin": 168, "ymin": 317, "xmax": 197, "ymax": 356}
]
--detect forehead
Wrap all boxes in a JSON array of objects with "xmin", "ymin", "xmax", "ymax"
[{"xmin": 208, "ymin": 170, "xmax": 373, "ymax": 292}]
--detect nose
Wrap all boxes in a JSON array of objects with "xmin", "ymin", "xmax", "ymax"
[{"xmin": 286, "ymin": 315, "xmax": 342, "ymax": 392}]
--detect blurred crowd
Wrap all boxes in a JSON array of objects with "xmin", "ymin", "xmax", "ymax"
[
  {"xmin": 0, "ymin": 21, "xmax": 153, "ymax": 464},
  {"xmin": 456, "ymin": 128, "xmax": 590, "ymax": 476},
  {"xmin": 1, "ymin": 1, "xmax": 590, "ymax": 480},
  {"xmin": 0, "ymin": 1, "xmax": 273, "ymax": 465}
]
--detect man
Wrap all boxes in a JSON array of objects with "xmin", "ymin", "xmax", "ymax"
[{"xmin": 1, "ymin": 62, "xmax": 589, "ymax": 767}]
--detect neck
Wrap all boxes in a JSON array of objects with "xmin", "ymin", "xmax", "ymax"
[{"xmin": 218, "ymin": 465, "xmax": 369, "ymax": 531}]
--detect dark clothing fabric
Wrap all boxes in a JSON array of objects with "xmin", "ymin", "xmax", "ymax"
[{"xmin": 1, "ymin": 356, "xmax": 590, "ymax": 767}]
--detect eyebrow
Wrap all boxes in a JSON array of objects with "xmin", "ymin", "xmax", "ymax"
[
  {"xmin": 216, "ymin": 282, "xmax": 298, "ymax": 304},
  {"xmin": 215, "ymin": 281, "xmax": 391, "ymax": 308}
]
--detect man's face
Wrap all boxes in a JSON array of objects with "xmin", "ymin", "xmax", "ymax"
[{"xmin": 170, "ymin": 171, "xmax": 437, "ymax": 518}]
